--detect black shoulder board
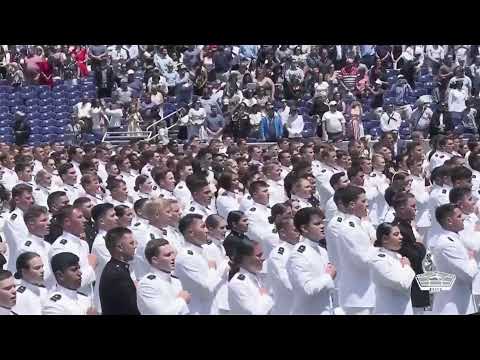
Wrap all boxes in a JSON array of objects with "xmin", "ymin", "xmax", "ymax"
[
  {"xmin": 147, "ymin": 274, "xmax": 156, "ymax": 280},
  {"xmin": 17, "ymin": 286, "xmax": 26, "ymax": 293},
  {"xmin": 10, "ymin": 213, "xmax": 17, "ymax": 221},
  {"xmin": 297, "ymin": 245, "xmax": 306, "ymax": 253},
  {"xmin": 64, "ymin": 188, "xmax": 68, "ymax": 192},
  {"xmin": 189, "ymin": 207, "xmax": 195, "ymax": 212},
  {"xmin": 60, "ymin": 239, "xmax": 67, "ymax": 245},
  {"xmin": 162, "ymin": 229, "xmax": 167, "ymax": 236},
  {"xmin": 349, "ymin": 221, "xmax": 355, "ymax": 228},
  {"xmin": 25, "ymin": 241, "xmax": 32, "ymax": 247},
  {"xmin": 378, "ymin": 253, "xmax": 386, "ymax": 258},
  {"xmin": 447, "ymin": 237, "xmax": 454, "ymax": 242},
  {"xmin": 473, "ymin": 175, "xmax": 476, "ymax": 179},
  {"xmin": 337, "ymin": 217, "xmax": 342, "ymax": 223},
  {"xmin": 434, "ymin": 153, "xmax": 439, "ymax": 157},
  {"xmin": 237, "ymin": 274, "xmax": 245, "ymax": 280},
  {"xmin": 370, "ymin": 173, "xmax": 376, "ymax": 177},
  {"xmin": 160, "ymin": 194, "xmax": 165, "ymax": 198},
  {"xmin": 150, "ymin": 233, "xmax": 155, "ymax": 240},
  {"xmin": 50, "ymin": 294, "xmax": 62, "ymax": 302},
  {"xmin": 35, "ymin": 188, "xmax": 40, "ymax": 191},
  {"xmin": 134, "ymin": 222, "xmax": 141, "ymax": 227},
  {"xmin": 77, "ymin": 291, "xmax": 87, "ymax": 297},
  {"xmin": 442, "ymin": 189, "xmax": 447, "ymax": 194},
  {"xmin": 206, "ymin": 239, "xmax": 212, "ymax": 244},
  {"xmin": 153, "ymin": 186, "xmax": 158, "ymax": 190},
  {"xmin": 440, "ymin": 155, "xmax": 444, "ymax": 159},
  {"xmin": 250, "ymin": 207, "xmax": 256, "ymax": 212},
  {"xmin": 278, "ymin": 247, "xmax": 284, "ymax": 255},
  {"xmin": 187, "ymin": 250, "xmax": 194, "ymax": 255},
  {"xmin": 321, "ymin": 169, "xmax": 326, "ymax": 173},
  {"xmin": 272, "ymin": 228, "xmax": 277, "ymax": 233},
  {"xmin": 178, "ymin": 185, "xmax": 183, "ymax": 189},
  {"xmin": 171, "ymin": 274, "xmax": 178, "ymax": 279},
  {"xmin": 247, "ymin": 196, "xmax": 252, "ymax": 200},
  {"xmin": 222, "ymin": 192, "xmax": 228, "ymax": 196}
]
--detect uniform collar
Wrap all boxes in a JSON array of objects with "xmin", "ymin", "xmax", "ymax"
[
  {"xmin": 21, "ymin": 279, "xmax": 45, "ymax": 295},
  {"xmin": 63, "ymin": 182, "xmax": 78, "ymax": 189},
  {"xmin": 56, "ymin": 284, "xmax": 79, "ymax": 301},
  {"xmin": 279, "ymin": 241, "xmax": 295, "ymax": 251},
  {"xmin": 378, "ymin": 247, "xmax": 402, "ymax": 260},
  {"xmin": 111, "ymin": 257, "xmax": 130, "ymax": 270},
  {"xmin": 252, "ymin": 201, "xmax": 270, "ymax": 211},
  {"xmin": 192, "ymin": 200, "xmax": 211, "ymax": 211},
  {"xmin": 150, "ymin": 266, "xmax": 173, "ymax": 281},
  {"xmin": 184, "ymin": 241, "xmax": 204, "ymax": 253},
  {"xmin": 439, "ymin": 229, "xmax": 460, "ymax": 241},
  {"xmin": 28, "ymin": 232, "xmax": 47, "ymax": 245},
  {"xmin": 63, "ymin": 231, "xmax": 82, "ymax": 243},
  {"xmin": 97, "ymin": 229, "xmax": 107, "ymax": 237}
]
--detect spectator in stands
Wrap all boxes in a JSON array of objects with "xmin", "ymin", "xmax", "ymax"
[
  {"xmin": 447, "ymin": 79, "xmax": 468, "ymax": 124},
  {"xmin": 338, "ymin": 58, "xmax": 358, "ymax": 94},
  {"xmin": 391, "ymin": 75, "xmax": 413, "ymax": 121},
  {"xmin": 154, "ymin": 47, "xmax": 175, "ymax": 75},
  {"xmin": 94, "ymin": 59, "xmax": 116, "ymax": 99},
  {"xmin": 284, "ymin": 106, "xmax": 304, "ymax": 138},
  {"xmin": 259, "ymin": 103, "xmax": 283, "ymax": 142},
  {"xmin": 13, "ymin": 112, "xmax": 30, "ymax": 146},
  {"xmin": 204, "ymin": 106, "xmax": 225, "ymax": 141},
  {"xmin": 187, "ymin": 100, "xmax": 207, "ymax": 140},
  {"xmin": 430, "ymin": 101, "xmax": 453, "ymax": 137},
  {"xmin": 105, "ymin": 103, "xmax": 124, "ymax": 130},
  {"xmin": 321, "ymin": 101, "xmax": 346, "ymax": 142},
  {"xmin": 426, "ymin": 45, "xmax": 445, "ymax": 75},
  {"xmin": 88, "ymin": 45, "xmax": 107, "ymax": 72},
  {"xmin": 380, "ymin": 103, "xmax": 402, "ymax": 133},
  {"xmin": 409, "ymin": 99, "xmax": 433, "ymax": 137}
]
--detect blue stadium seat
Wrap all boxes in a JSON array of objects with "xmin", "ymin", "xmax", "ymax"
[
  {"xmin": 52, "ymin": 91, "xmax": 65, "ymax": 99},
  {"xmin": 56, "ymin": 105, "xmax": 72, "ymax": 113},
  {"xmin": 30, "ymin": 126, "xmax": 42, "ymax": 134},
  {"xmin": 38, "ymin": 91, "xmax": 52, "ymax": 100},
  {"xmin": 10, "ymin": 105, "xmax": 26, "ymax": 114},
  {"xmin": 29, "ymin": 134, "xmax": 43, "ymax": 143},
  {"xmin": 55, "ymin": 112, "xmax": 68, "ymax": 120},
  {"xmin": 27, "ymin": 141, "xmax": 42, "ymax": 147},
  {"xmin": 38, "ymin": 85, "xmax": 50, "ymax": 93},
  {"xmin": 41, "ymin": 134, "xmax": 57, "ymax": 143},
  {"xmin": 38, "ymin": 105, "xmax": 54, "ymax": 113},
  {"xmin": 53, "ymin": 98, "xmax": 68, "ymax": 107},
  {"xmin": 39, "ymin": 98, "xmax": 53, "ymax": 107},
  {"xmin": 0, "ymin": 120, "xmax": 10, "ymax": 127},
  {"xmin": 25, "ymin": 98, "xmax": 38, "ymax": 107},
  {"xmin": 39, "ymin": 112, "xmax": 53, "ymax": 120},
  {"xmin": 41, "ymin": 118, "xmax": 55, "ymax": 128},
  {"xmin": 0, "ymin": 127, "xmax": 13, "ymax": 135},
  {"xmin": 0, "ymin": 106, "xmax": 9, "ymax": 114},
  {"xmin": 0, "ymin": 99, "xmax": 9, "ymax": 107},
  {"xmin": 369, "ymin": 127, "xmax": 382, "ymax": 138},
  {"xmin": 0, "ymin": 86, "xmax": 13, "ymax": 94},
  {"xmin": 26, "ymin": 105, "xmax": 39, "ymax": 114},
  {"xmin": 26, "ymin": 112, "xmax": 39, "ymax": 121},
  {"xmin": 55, "ymin": 126, "xmax": 67, "ymax": 134},
  {"xmin": 0, "ymin": 135, "xmax": 14, "ymax": 144},
  {"xmin": 41, "ymin": 126, "xmax": 56, "ymax": 135}
]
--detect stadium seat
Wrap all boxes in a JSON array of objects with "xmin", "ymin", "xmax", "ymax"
[
  {"xmin": 10, "ymin": 105, "xmax": 26, "ymax": 114},
  {"xmin": 41, "ymin": 134, "xmax": 57, "ymax": 143},
  {"xmin": 369, "ymin": 127, "xmax": 382, "ymax": 138},
  {"xmin": 0, "ymin": 86, "xmax": 13, "ymax": 94},
  {"xmin": 52, "ymin": 91, "xmax": 65, "ymax": 99},
  {"xmin": 30, "ymin": 126, "xmax": 42, "ymax": 134},
  {"xmin": 29, "ymin": 134, "xmax": 43, "ymax": 143}
]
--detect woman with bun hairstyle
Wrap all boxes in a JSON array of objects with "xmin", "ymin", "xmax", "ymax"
[{"xmin": 370, "ymin": 222, "xmax": 415, "ymax": 315}]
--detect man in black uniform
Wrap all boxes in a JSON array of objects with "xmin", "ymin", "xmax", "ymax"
[
  {"xmin": 392, "ymin": 192, "xmax": 431, "ymax": 314},
  {"xmin": 99, "ymin": 227, "xmax": 139, "ymax": 315}
]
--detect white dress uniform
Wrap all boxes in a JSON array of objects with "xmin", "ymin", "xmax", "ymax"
[
  {"xmin": 32, "ymin": 160, "xmax": 43, "ymax": 176},
  {"xmin": 11, "ymin": 280, "xmax": 48, "ymax": 315},
  {"xmin": 0, "ymin": 306, "xmax": 16, "ymax": 315},
  {"xmin": 228, "ymin": 267, "xmax": 274, "ymax": 315},
  {"xmin": 266, "ymin": 179, "xmax": 288, "ymax": 207},
  {"xmin": 17, "ymin": 233, "xmax": 54, "ymax": 289},
  {"xmin": 106, "ymin": 197, "xmax": 133, "ymax": 208},
  {"xmin": 184, "ymin": 200, "xmax": 215, "ymax": 220},
  {"xmin": 429, "ymin": 150, "xmax": 452, "ymax": 172},
  {"xmin": 239, "ymin": 192, "xmax": 254, "ymax": 212},
  {"xmin": 32, "ymin": 185, "xmax": 52, "ymax": 208},
  {"xmin": 286, "ymin": 239, "xmax": 335, "ymax": 315},
  {"xmin": 315, "ymin": 164, "xmax": 340, "ymax": 209},
  {"xmin": 164, "ymin": 225, "xmax": 185, "ymax": 252},
  {"xmin": 175, "ymin": 242, "xmax": 223, "ymax": 315},
  {"xmin": 216, "ymin": 191, "xmax": 240, "ymax": 220},
  {"xmin": 460, "ymin": 213, "xmax": 480, "ymax": 252},
  {"xmin": 280, "ymin": 165, "xmax": 292, "ymax": 180},
  {"xmin": 335, "ymin": 214, "xmax": 376, "ymax": 313},
  {"xmin": 156, "ymin": 187, "xmax": 176, "ymax": 200},
  {"xmin": 140, "ymin": 163, "xmax": 154, "ymax": 177},
  {"xmin": 431, "ymin": 230, "xmax": 478, "ymax": 315},
  {"xmin": 137, "ymin": 268, "xmax": 190, "ymax": 315},
  {"xmin": 411, "ymin": 175, "xmax": 431, "ymax": 232},
  {"xmin": 325, "ymin": 213, "xmax": 347, "ymax": 281},
  {"xmin": 131, "ymin": 191, "xmax": 152, "ymax": 204},
  {"xmin": 370, "ymin": 247, "xmax": 416, "ymax": 315},
  {"xmin": 267, "ymin": 242, "xmax": 295, "ymax": 314},
  {"xmin": 0, "ymin": 166, "xmax": 18, "ymax": 191},
  {"xmin": 4, "ymin": 208, "xmax": 29, "ymax": 273},
  {"xmin": 132, "ymin": 223, "xmax": 166, "ymax": 280},
  {"xmin": 91, "ymin": 229, "xmax": 110, "ymax": 312},
  {"xmin": 202, "ymin": 238, "xmax": 230, "ymax": 314},
  {"xmin": 62, "ymin": 183, "xmax": 83, "ymax": 203},
  {"xmin": 49, "ymin": 231, "xmax": 96, "ymax": 296},
  {"xmin": 42, "ymin": 285, "xmax": 91, "ymax": 315},
  {"xmin": 120, "ymin": 171, "xmax": 136, "ymax": 195},
  {"xmin": 324, "ymin": 196, "xmax": 338, "ymax": 223},
  {"xmin": 367, "ymin": 171, "xmax": 389, "ymax": 226},
  {"xmin": 246, "ymin": 202, "xmax": 279, "ymax": 257},
  {"xmin": 84, "ymin": 192, "xmax": 106, "ymax": 206},
  {"xmin": 429, "ymin": 184, "xmax": 451, "ymax": 209},
  {"xmin": 97, "ymin": 161, "xmax": 108, "ymax": 183},
  {"xmin": 471, "ymin": 170, "xmax": 480, "ymax": 198},
  {"xmin": 71, "ymin": 161, "xmax": 81, "ymax": 183},
  {"xmin": 173, "ymin": 181, "xmax": 192, "ymax": 211}
]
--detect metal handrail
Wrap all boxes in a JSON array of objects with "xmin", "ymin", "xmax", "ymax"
[
  {"xmin": 146, "ymin": 107, "xmax": 186, "ymax": 132},
  {"xmin": 102, "ymin": 131, "xmax": 152, "ymax": 143}
]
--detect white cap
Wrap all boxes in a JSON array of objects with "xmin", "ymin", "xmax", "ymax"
[
  {"xmin": 127, "ymin": 69, "xmax": 135, "ymax": 75},
  {"xmin": 375, "ymin": 79, "xmax": 382, "ymax": 85},
  {"xmin": 329, "ymin": 101, "xmax": 337, "ymax": 106}
]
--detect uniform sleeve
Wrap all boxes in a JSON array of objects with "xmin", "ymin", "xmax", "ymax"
[
  {"xmin": 340, "ymin": 226, "xmax": 375, "ymax": 267},
  {"xmin": 228, "ymin": 279, "xmax": 274, "ymax": 315},
  {"xmin": 370, "ymin": 257, "xmax": 416, "ymax": 291},
  {"xmin": 286, "ymin": 253, "xmax": 334, "ymax": 296},
  {"xmin": 137, "ymin": 280, "xmax": 188, "ymax": 315},
  {"xmin": 92, "ymin": 239, "xmax": 111, "ymax": 272},
  {"xmin": 42, "ymin": 299, "xmax": 67, "ymax": 315},
  {"xmin": 441, "ymin": 242, "xmax": 478, "ymax": 282},
  {"xmin": 175, "ymin": 254, "xmax": 222, "ymax": 299},
  {"xmin": 268, "ymin": 253, "xmax": 293, "ymax": 291}
]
